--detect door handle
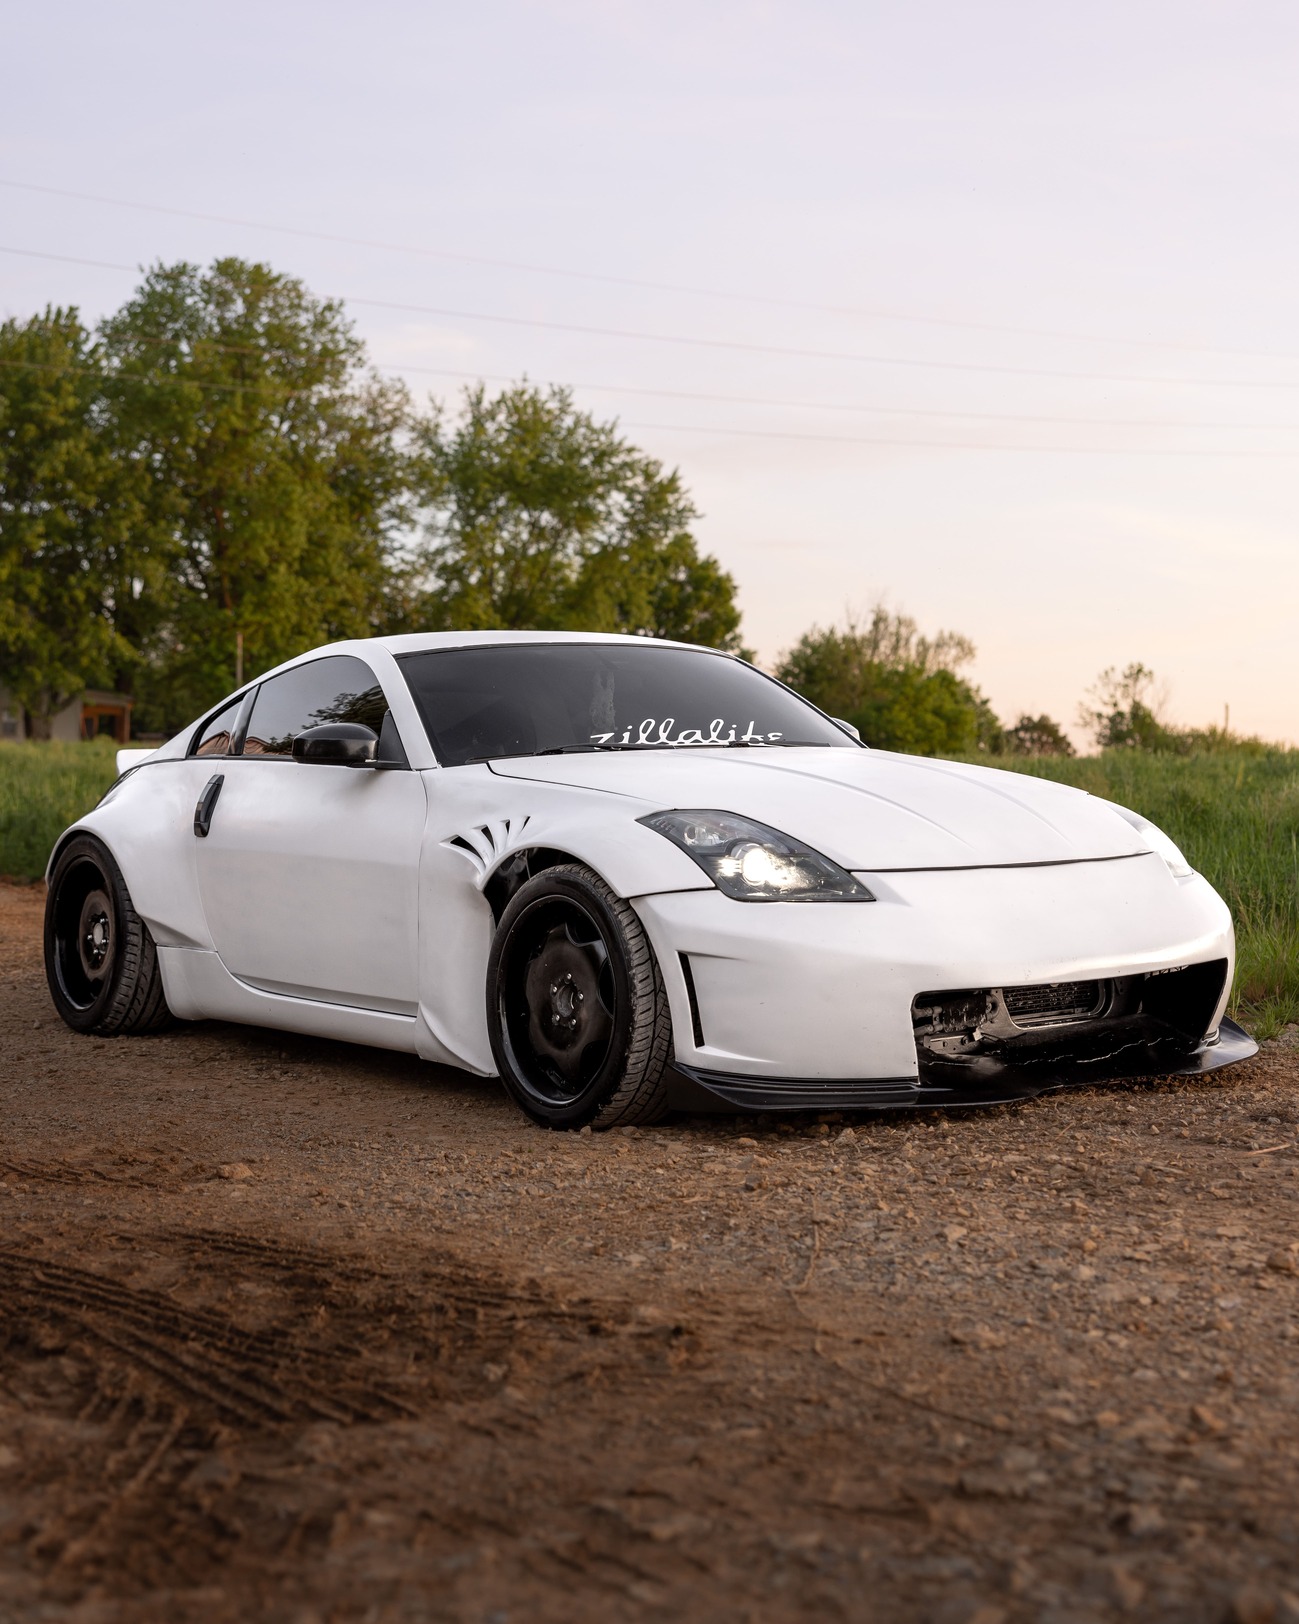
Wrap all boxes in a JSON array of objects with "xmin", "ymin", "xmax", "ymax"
[{"xmin": 194, "ymin": 774, "xmax": 224, "ymax": 838}]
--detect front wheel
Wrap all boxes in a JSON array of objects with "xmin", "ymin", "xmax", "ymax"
[
  {"xmin": 486, "ymin": 863, "xmax": 673, "ymax": 1130},
  {"xmin": 45, "ymin": 834, "xmax": 172, "ymax": 1035}
]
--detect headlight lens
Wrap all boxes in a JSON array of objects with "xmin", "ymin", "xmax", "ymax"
[
  {"xmin": 639, "ymin": 810, "xmax": 875, "ymax": 902},
  {"xmin": 1111, "ymin": 804, "xmax": 1195, "ymax": 879}
]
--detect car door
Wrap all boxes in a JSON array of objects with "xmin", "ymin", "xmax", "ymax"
[{"xmin": 192, "ymin": 654, "xmax": 428, "ymax": 1014}]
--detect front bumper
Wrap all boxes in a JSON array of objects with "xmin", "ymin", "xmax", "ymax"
[{"xmin": 634, "ymin": 854, "xmax": 1247, "ymax": 1106}]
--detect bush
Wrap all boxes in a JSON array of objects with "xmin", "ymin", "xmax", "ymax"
[{"xmin": 0, "ymin": 739, "xmax": 118, "ymax": 882}]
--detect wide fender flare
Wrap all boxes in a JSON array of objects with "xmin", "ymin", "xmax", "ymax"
[
  {"xmin": 414, "ymin": 768, "xmax": 713, "ymax": 1073},
  {"xmin": 46, "ymin": 765, "xmax": 214, "ymax": 951}
]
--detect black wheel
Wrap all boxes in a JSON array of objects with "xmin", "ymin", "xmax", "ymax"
[
  {"xmin": 487, "ymin": 863, "xmax": 673, "ymax": 1130},
  {"xmin": 45, "ymin": 834, "xmax": 172, "ymax": 1035}
]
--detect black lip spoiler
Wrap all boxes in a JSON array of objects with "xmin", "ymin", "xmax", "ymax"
[{"xmin": 671, "ymin": 1017, "xmax": 1259, "ymax": 1114}]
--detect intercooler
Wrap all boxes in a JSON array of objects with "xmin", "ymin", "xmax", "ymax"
[{"xmin": 911, "ymin": 960, "xmax": 1230, "ymax": 1086}]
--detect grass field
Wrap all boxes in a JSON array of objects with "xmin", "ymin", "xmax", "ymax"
[
  {"xmin": 977, "ymin": 748, "xmax": 1299, "ymax": 1037},
  {"xmin": 2, "ymin": 738, "xmax": 1296, "ymax": 1035},
  {"xmin": 0, "ymin": 739, "xmax": 118, "ymax": 886}
]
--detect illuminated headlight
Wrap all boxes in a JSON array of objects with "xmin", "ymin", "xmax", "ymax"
[
  {"xmin": 1111, "ymin": 804, "xmax": 1195, "ymax": 879},
  {"xmin": 639, "ymin": 810, "xmax": 875, "ymax": 902}
]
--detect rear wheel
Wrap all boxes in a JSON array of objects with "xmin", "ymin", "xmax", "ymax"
[
  {"xmin": 45, "ymin": 835, "xmax": 172, "ymax": 1035},
  {"xmin": 487, "ymin": 863, "xmax": 673, "ymax": 1130}
]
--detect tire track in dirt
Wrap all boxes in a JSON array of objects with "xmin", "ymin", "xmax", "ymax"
[
  {"xmin": 24, "ymin": 1392, "xmax": 200, "ymax": 1581},
  {"xmin": 0, "ymin": 1226, "xmax": 719, "ymax": 1613},
  {"xmin": 150, "ymin": 1226, "xmax": 697, "ymax": 1402},
  {"xmin": 2, "ymin": 1154, "xmax": 206, "ymax": 1191},
  {"xmin": 0, "ymin": 1249, "xmax": 414, "ymax": 1426}
]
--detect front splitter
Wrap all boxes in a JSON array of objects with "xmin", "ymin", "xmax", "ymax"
[{"xmin": 673, "ymin": 1017, "xmax": 1259, "ymax": 1113}]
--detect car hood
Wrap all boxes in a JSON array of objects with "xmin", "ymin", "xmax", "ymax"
[{"xmin": 487, "ymin": 749, "xmax": 1149, "ymax": 870}]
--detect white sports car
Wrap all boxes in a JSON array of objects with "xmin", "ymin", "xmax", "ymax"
[{"xmin": 44, "ymin": 632, "xmax": 1255, "ymax": 1129}]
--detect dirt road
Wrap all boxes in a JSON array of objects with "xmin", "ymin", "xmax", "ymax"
[{"xmin": 3, "ymin": 880, "xmax": 1299, "ymax": 1622}]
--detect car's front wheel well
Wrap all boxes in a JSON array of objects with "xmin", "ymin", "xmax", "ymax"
[{"xmin": 484, "ymin": 846, "xmax": 588, "ymax": 922}]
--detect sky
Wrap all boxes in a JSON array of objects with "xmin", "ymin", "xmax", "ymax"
[{"xmin": 4, "ymin": 0, "xmax": 1299, "ymax": 744}]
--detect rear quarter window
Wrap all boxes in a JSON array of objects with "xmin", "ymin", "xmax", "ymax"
[{"xmin": 192, "ymin": 695, "xmax": 244, "ymax": 757}]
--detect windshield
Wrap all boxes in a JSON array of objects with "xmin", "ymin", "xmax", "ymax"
[{"xmin": 397, "ymin": 643, "xmax": 858, "ymax": 767}]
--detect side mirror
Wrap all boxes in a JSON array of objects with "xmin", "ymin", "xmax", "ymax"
[
  {"xmin": 833, "ymin": 718, "xmax": 862, "ymax": 741},
  {"xmin": 292, "ymin": 723, "xmax": 378, "ymax": 767}
]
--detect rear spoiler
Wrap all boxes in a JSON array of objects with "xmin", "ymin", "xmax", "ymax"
[{"xmin": 116, "ymin": 747, "xmax": 157, "ymax": 775}]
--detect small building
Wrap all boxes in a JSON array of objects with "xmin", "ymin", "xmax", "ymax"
[{"xmin": 0, "ymin": 687, "xmax": 134, "ymax": 743}]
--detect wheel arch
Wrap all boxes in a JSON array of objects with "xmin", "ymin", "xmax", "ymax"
[
  {"xmin": 482, "ymin": 845, "xmax": 595, "ymax": 922},
  {"xmin": 47, "ymin": 765, "xmax": 214, "ymax": 952},
  {"xmin": 46, "ymin": 821, "xmax": 115, "ymax": 886}
]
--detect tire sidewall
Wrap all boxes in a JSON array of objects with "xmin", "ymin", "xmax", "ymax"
[
  {"xmin": 487, "ymin": 868, "xmax": 638, "ymax": 1130},
  {"xmin": 45, "ymin": 834, "xmax": 128, "ymax": 1033}
]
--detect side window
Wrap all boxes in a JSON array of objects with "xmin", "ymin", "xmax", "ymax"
[
  {"xmin": 192, "ymin": 694, "xmax": 243, "ymax": 757},
  {"xmin": 243, "ymin": 656, "xmax": 389, "ymax": 757}
]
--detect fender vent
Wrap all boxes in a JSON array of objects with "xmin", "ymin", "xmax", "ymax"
[{"xmin": 443, "ymin": 816, "xmax": 532, "ymax": 879}]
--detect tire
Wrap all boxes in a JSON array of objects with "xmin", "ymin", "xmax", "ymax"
[
  {"xmin": 45, "ymin": 834, "xmax": 173, "ymax": 1036},
  {"xmin": 487, "ymin": 863, "xmax": 673, "ymax": 1130}
]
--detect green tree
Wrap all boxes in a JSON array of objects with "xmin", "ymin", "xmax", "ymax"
[
  {"xmin": 0, "ymin": 310, "xmax": 138, "ymax": 736},
  {"xmin": 775, "ymin": 607, "xmax": 995, "ymax": 756},
  {"xmin": 1000, "ymin": 713, "xmax": 1076, "ymax": 757},
  {"xmin": 100, "ymin": 259, "xmax": 414, "ymax": 729},
  {"xmin": 408, "ymin": 382, "xmax": 743, "ymax": 649},
  {"xmin": 1079, "ymin": 663, "xmax": 1179, "ymax": 752}
]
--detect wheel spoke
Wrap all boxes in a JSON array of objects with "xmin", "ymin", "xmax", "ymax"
[
  {"xmin": 563, "ymin": 924, "xmax": 616, "ymax": 1019},
  {"xmin": 503, "ymin": 900, "xmax": 619, "ymax": 1101},
  {"xmin": 565, "ymin": 921, "xmax": 608, "ymax": 965},
  {"xmin": 53, "ymin": 863, "xmax": 115, "ymax": 1012}
]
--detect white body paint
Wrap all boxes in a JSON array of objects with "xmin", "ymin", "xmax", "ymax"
[{"xmin": 57, "ymin": 632, "xmax": 1237, "ymax": 1088}]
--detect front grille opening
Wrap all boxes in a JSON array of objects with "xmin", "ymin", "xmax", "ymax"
[
  {"xmin": 1141, "ymin": 959, "xmax": 1231, "ymax": 1039},
  {"xmin": 1002, "ymin": 980, "xmax": 1108, "ymax": 1027},
  {"xmin": 912, "ymin": 960, "xmax": 1228, "ymax": 1087}
]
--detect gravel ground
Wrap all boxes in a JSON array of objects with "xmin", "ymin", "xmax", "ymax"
[{"xmin": 3, "ymin": 879, "xmax": 1299, "ymax": 1623}]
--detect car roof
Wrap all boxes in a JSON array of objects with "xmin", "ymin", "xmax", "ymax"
[
  {"xmin": 207, "ymin": 631, "xmax": 728, "ymax": 720},
  {"xmin": 371, "ymin": 630, "xmax": 713, "ymax": 655}
]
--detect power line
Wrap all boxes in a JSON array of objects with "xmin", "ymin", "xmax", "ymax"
[
  {"xmin": 339, "ymin": 294, "xmax": 1299, "ymax": 393},
  {"xmin": 387, "ymin": 361, "xmax": 1299, "ymax": 435},
  {"xmin": 10, "ymin": 252, "xmax": 1295, "ymax": 429},
  {"xmin": 7, "ymin": 304, "xmax": 1298, "ymax": 432},
  {"xmin": 6, "ymin": 244, "xmax": 1299, "ymax": 430},
  {"xmin": 0, "ymin": 174, "xmax": 1288, "ymax": 365},
  {"xmin": 7, "ymin": 241, "xmax": 1299, "ymax": 394},
  {"xmin": 0, "ymin": 244, "xmax": 141, "ymax": 275},
  {"xmin": 2, "ymin": 356, "xmax": 1297, "ymax": 457},
  {"xmin": 612, "ymin": 419, "xmax": 1299, "ymax": 459},
  {"xmin": 9, "ymin": 268, "xmax": 1297, "ymax": 428}
]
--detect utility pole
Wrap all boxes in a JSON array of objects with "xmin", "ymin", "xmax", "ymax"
[{"xmin": 235, "ymin": 629, "xmax": 244, "ymax": 688}]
